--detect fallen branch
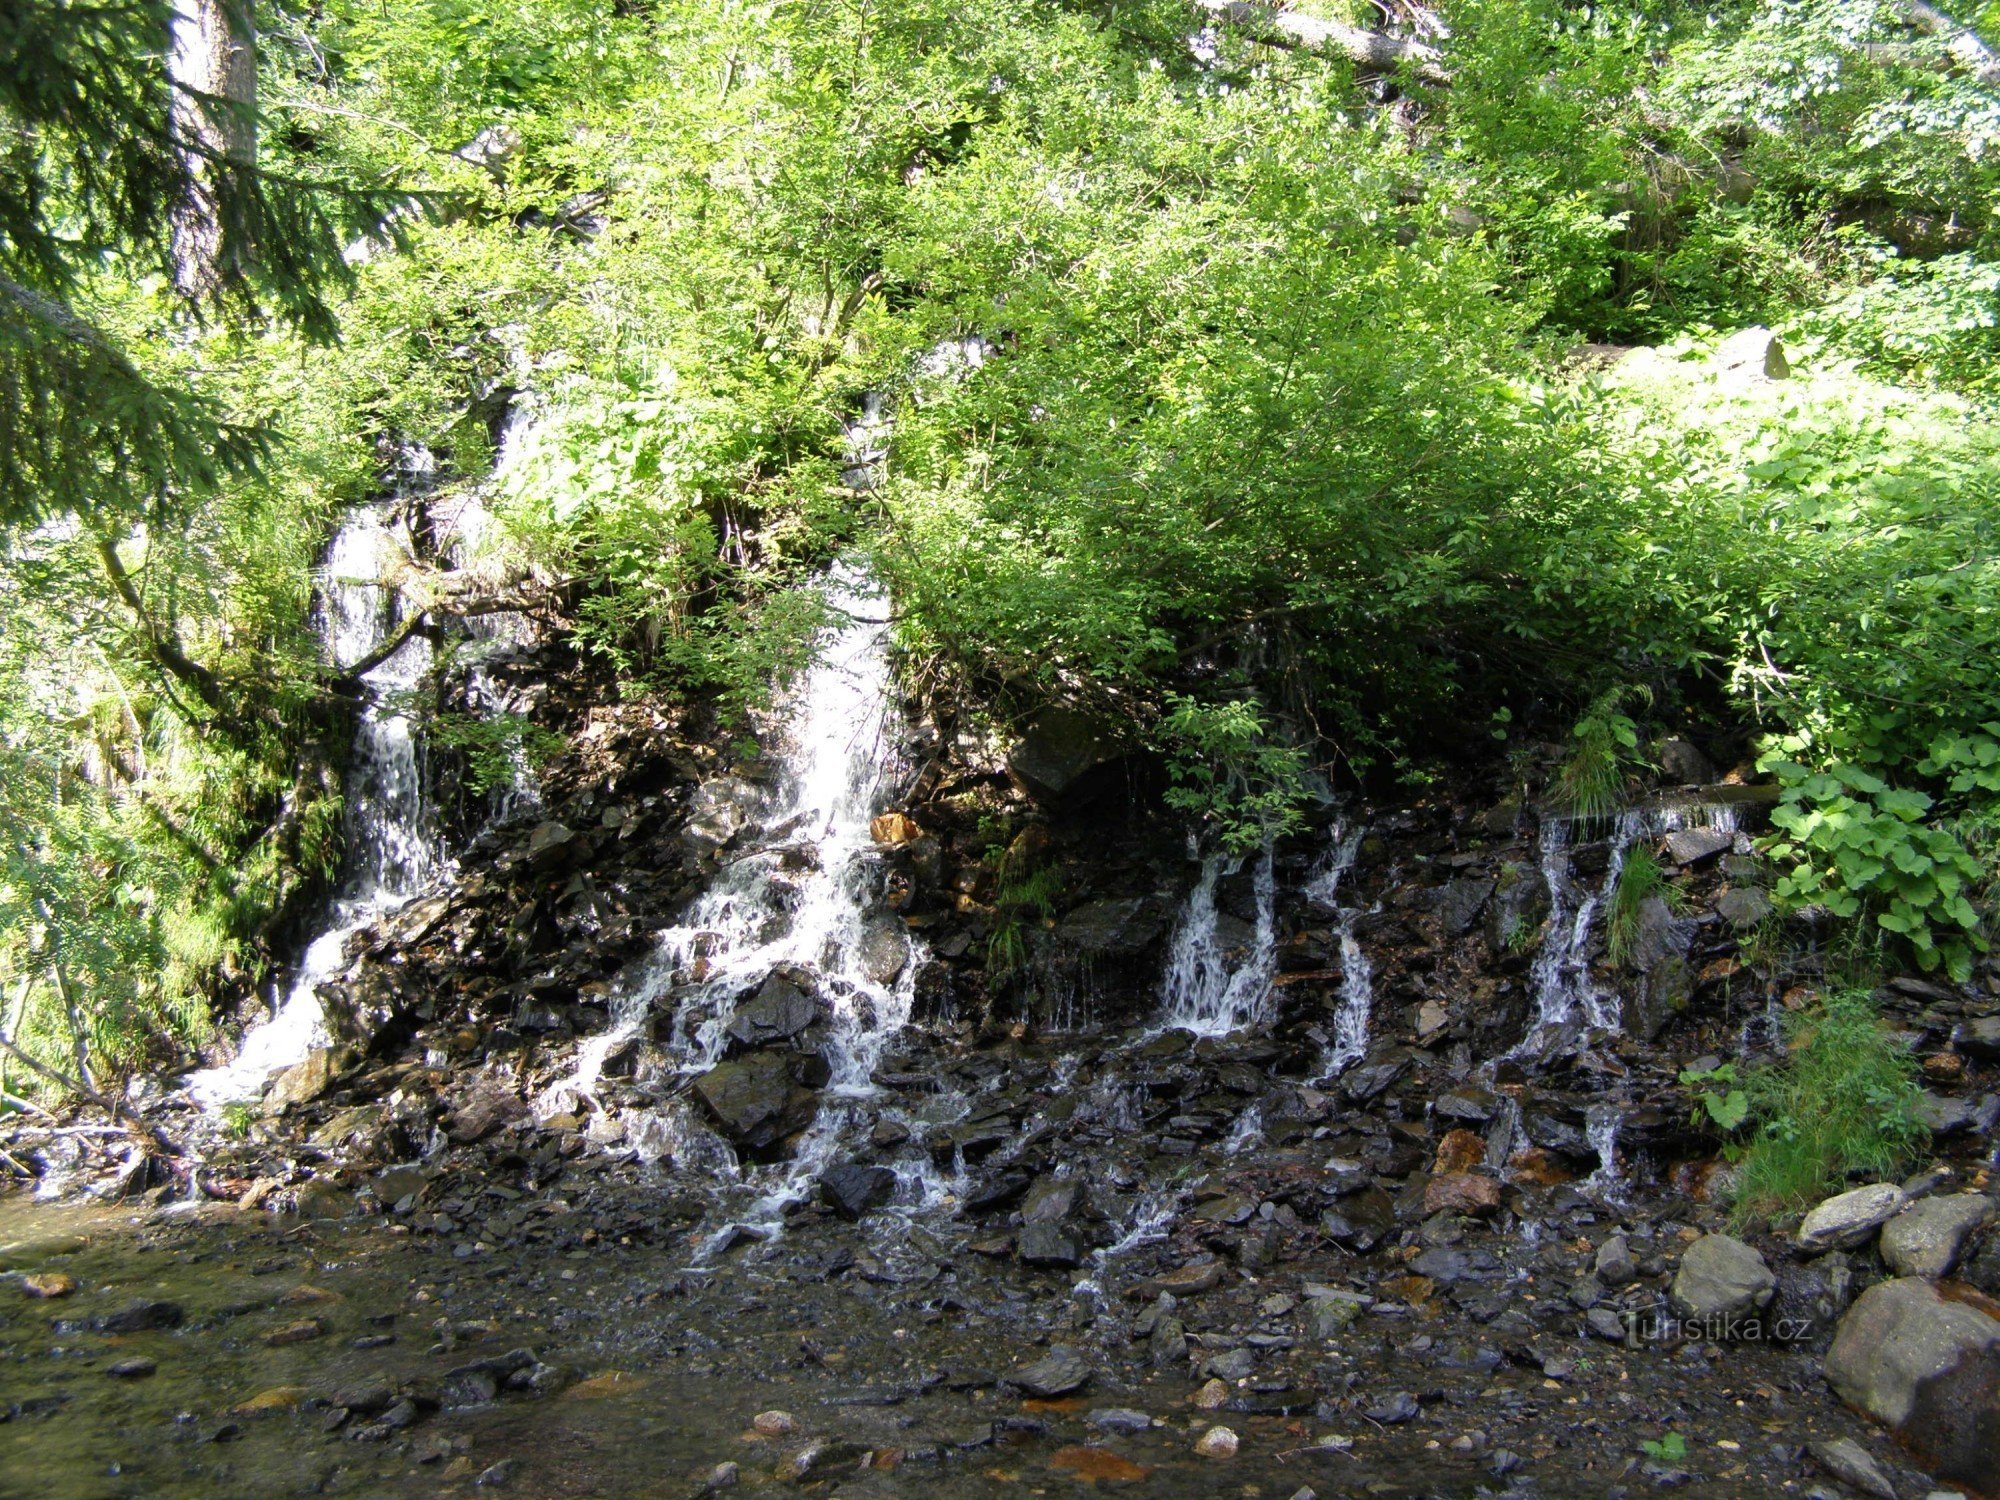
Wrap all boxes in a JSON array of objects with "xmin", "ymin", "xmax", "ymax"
[{"xmin": 1195, "ymin": 0, "xmax": 1448, "ymax": 82}]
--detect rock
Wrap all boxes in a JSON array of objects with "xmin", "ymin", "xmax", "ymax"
[
  {"xmin": 1005, "ymin": 1345, "xmax": 1092, "ymax": 1398},
  {"xmin": 21, "ymin": 1273, "xmax": 76, "ymax": 1299},
  {"xmin": 1344, "ymin": 1048, "xmax": 1410, "ymax": 1103},
  {"xmin": 1713, "ymin": 326, "xmax": 1790, "ymax": 383},
  {"xmin": 1202, "ymin": 1346, "xmax": 1256, "ymax": 1382},
  {"xmin": 1671, "ymin": 1234, "xmax": 1774, "ymax": 1330},
  {"xmin": 97, "ymin": 1298, "xmax": 184, "ymax": 1333},
  {"xmin": 1193, "ymin": 1378, "xmax": 1230, "ymax": 1409},
  {"xmin": 1806, "ymin": 1438, "xmax": 1897, "ymax": 1500},
  {"xmin": 1365, "ymin": 1391, "xmax": 1421, "ymax": 1424},
  {"xmin": 1715, "ymin": 886, "xmax": 1772, "ymax": 930},
  {"xmin": 1824, "ymin": 1277, "xmax": 2000, "ymax": 1490},
  {"xmin": 1050, "ymin": 1446, "xmax": 1152, "ymax": 1482},
  {"xmin": 1665, "ymin": 827, "xmax": 1733, "ymax": 865},
  {"xmin": 964, "ymin": 1171, "xmax": 1033, "ymax": 1215},
  {"xmin": 818, "ymin": 1164, "xmax": 897, "ymax": 1221},
  {"xmin": 1434, "ymin": 878, "xmax": 1495, "ymax": 939},
  {"xmin": 1193, "ymin": 1426, "xmax": 1239, "ymax": 1459},
  {"xmin": 774, "ymin": 1439, "xmax": 869, "ymax": 1483},
  {"xmin": 1055, "ymin": 898, "xmax": 1167, "ymax": 956},
  {"xmin": 870, "ymin": 812, "xmax": 922, "ymax": 846},
  {"xmin": 753, "ymin": 1410, "xmax": 797, "ymax": 1436},
  {"xmin": 1595, "ymin": 1235, "xmax": 1637, "ymax": 1287},
  {"xmin": 265, "ymin": 1318, "xmax": 327, "ymax": 1347},
  {"xmin": 446, "ymin": 1084, "xmax": 528, "ymax": 1145},
  {"xmin": 698, "ymin": 1461, "xmax": 740, "ymax": 1493},
  {"xmin": 692, "ymin": 1053, "xmax": 819, "ymax": 1152},
  {"xmin": 525, "ymin": 820, "xmax": 580, "ymax": 871},
  {"xmin": 1883, "ymin": 1195, "xmax": 1995, "ymax": 1280},
  {"xmin": 1424, "ymin": 1172, "xmax": 1503, "ymax": 1217},
  {"xmin": 1007, "ymin": 708, "xmax": 1121, "ymax": 804},
  {"xmin": 1955, "ymin": 1017, "xmax": 2000, "ymax": 1060},
  {"xmin": 725, "ymin": 973, "xmax": 824, "ymax": 1049},
  {"xmin": 1022, "ymin": 1177, "xmax": 1078, "ymax": 1224},
  {"xmin": 106, "ymin": 1357, "xmax": 157, "ymax": 1378},
  {"xmin": 1657, "ymin": 738, "xmax": 1718, "ymax": 786},
  {"xmin": 292, "ymin": 1179, "xmax": 352, "ymax": 1220},
  {"xmin": 1086, "ymin": 1408, "xmax": 1153, "ymax": 1435},
  {"xmin": 1800, "ymin": 1184, "xmax": 1908, "ymax": 1252},
  {"xmin": 1138, "ymin": 1261, "xmax": 1224, "ymax": 1298},
  {"xmin": 1433, "ymin": 1129, "xmax": 1486, "ymax": 1175},
  {"xmin": 1018, "ymin": 1222, "xmax": 1085, "ymax": 1269},
  {"xmin": 1586, "ymin": 1308, "xmax": 1626, "ymax": 1342},
  {"xmin": 856, "ymin": 920, "xmax": 907, "ymax": 985},
  {"xmin": 267, "ymin": 1047, "xmax": 346, "ymax": 1109},
  {"xmin": 474, "ymin": 1459, "xmax": 521, "ymax": 1488},
  {"xmin": 1622, "ymin": 895, "xmax": 1693, "ymax": 1041}
]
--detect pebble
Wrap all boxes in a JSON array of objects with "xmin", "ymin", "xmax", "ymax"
[
  {"xmin": 264, "ymin": 1317, "xmax": 327, "ymax": 1346},
  {"xmin": 1193, "ymin": 1378, "xmax": 1230, "ymax": 1409},
  {"xmin": 22, "ymin": 1273, "xmax": 77, "ymax": 1299},
  {"xmin": 1193, "ymin": 1425, "xmax": 1240, "ymax": 1458},
  {"xmin": 106, "ymin": 1357, "xmax": 156, "ymax": 1378},
  {"xmin": 752, "ymin": 1410, "xmax": 796, "ymax": 1436}
]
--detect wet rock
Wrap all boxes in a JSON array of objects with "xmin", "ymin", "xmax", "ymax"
[
  {"xmin": 1320, "ymin": 1187, "xmax": 1396, "ymax": 1252},
  {"xmin": 1021, "ymin": 1177, "xmax": 1077, "ymax": 1224},
  {"xmin": 1050, "ymin": 1446, "xmax": 1152, "ymax": 1482},
  {"xmin": 525, "ymin": 820, "xmax": 581, "ymax": 872},
  {"xmin": 752, "ymin": 1411, "xmax": 797, "ymax": 1436},
  {"xmin": 265, "ymin": 1318, "xmax": 327, "ymax": 1347},
  {"xmin": 1365, "ymin": 1391, "xmax": 1421, "ymax": 1424},
  {"xmin": 1434, "ymin": 878, "xmax": 1495, "ymax": 939},
  {"xmin": 1435, "ymin": 1088, "xmax": 1498, "ymax": 1124},
  {"xmin": 21, "ymin": 1273, "xmax": 76, "ymax": 1299},
  {"xmin": 1138, "ymin": 1261, "xmax": 1224, "ymax": 1298},
  {"xmin": 818, "ymin": 1164, "xmax": 897, "ymax": 1221},
  {"xmin": 106, "ymin": 1357, "xmax": 156, "ymax": 1378},
  {"xmin": 267, "ymin": 1048, "xmax": 346, "ymax": 1109},
  {"xmin": 292, "ymin": 1179, "xmax": 352, "ymax": 1220},
  {"xmin": 1799, "ymin": 1184, "xmax": 1906, "ymax": 1252},
  {"xmin": 964, "ymin": 1172, "xmax": 1033, "ymax": 1215},
  {"xmin": 856, "ymin": 920, "xmax": 908, "ymax": 985},
  {"xmin": 1882, "ymin": 1194, "xmax": 1995, "ymax": 1280},
  {"xmin": 1004, "ymin": 1345, "xmax": 1092, "ymax": 1398},
  {"xmin": 1017, "ymin": 1222, "xmax": 1084, "ymax": 1269},
  {"xmin": 1055, "ymin": 898, "xmax": 1167, "ymax": 956},
  {"xmin": 693, "ymin": 1053, "xmax": 818, "ymax": 1152},
  {"xmin": 1087, "ymin": 1408, "xmax": 1153, "ymax": 1434},
  {"xmin": 1955, "ymin": 1016, "xmax": 2000, "ymax": 1060},
  {"xmin": 1343, "ymin": 1048, "xmax": 1409, "ymax": 1103},
  {"xmin": 697, "ymin": 1460, "xmax": 740, "ymax": 1493},
  {"xmin": 1007, "ymin": 708, "xmax": 1121, "ymax": 805},
  {"xmin": 1671, "ymin": 1234, "xmax": 1774, "ymax": 1329},
  {"xmin": 1595, "ymin": 1235, "xmax": 1637, "ymax": 1287},
  {"xmin": 1623, "ymin": 895, "xmax": 1693, "ymax": 1040},
  {"xmin": 1806, "ymin": 1438, "xmax": 1896, "ymax": 1500},
  {"xmin": 1665, "ymin": 827, "xmax": 1732, "ymax": 865},
  {"xmin": 870, "ymin": 812, "xmax": 922, "ymax": 846},
  {"xmin": 1433, "ymin": 1129, "xmax": 1486, "ymax": 1175},
  {"xmin": 725, "ymin": 974, "xmax": 823, "ymax": 1049},
  {"xmin": 1202, "ymin": 1346, "xmax": 1256, "ymax": 1382},
  {"xmin": 475, "ymin": 1459, "xmax": 521, "ymax": 1488},
  {"xmin": 1824, "ymin": 1277, "xmax": 2000, "ymax": 1491},
  {"xmin": 446, "ymin": 1084, "xmax": 528, "ymax": 1144},
  {"xmin": 1192, "ymin": 1425, "xmax": 1239, "ymax": 1458},
  {"xmin": 97, "ymin": 1298, "xmax": 183, "ymax": 1333},
  {"xmin": 1424, "ymin": 1172, "xmax": 1503, "ymax": 1217},
  {"xmin": 774, "ymin": 1437, "xmax": 870, "ymax": 1484},
  {"xmin": 1657, "ymin": 738, "xmax": 1718, "ymax": 786}
]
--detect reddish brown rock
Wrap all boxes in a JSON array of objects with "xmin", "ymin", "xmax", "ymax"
[{"xmin": 1424, "ymin": 1172, "xmax": 1503, "ymax": 1217}]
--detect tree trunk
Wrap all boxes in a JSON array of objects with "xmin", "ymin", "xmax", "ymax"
[
  {"xmin": 1195, "ymin": 0, "xmax": 1448, "ymax": 83},
  {"xmin": 169, "ymin": 0, "xmax": 258, "ymax": 299}
]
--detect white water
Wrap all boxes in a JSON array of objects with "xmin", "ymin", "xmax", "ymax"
[
  {"xmin": 1583, "ymin": 1102, "xmax": 1626, "ymax": 1202},
  {"xmin": 543, "ymin": 561, "xmax": 930, "ymax": 1232},
  {"xmin": 1158, "ymin": 843, "xmax": 1277, "ymax": 1036},
  {"xmin": 1515, "ymin": 800, "xmax": 1741, "ymax": 1055},
  {"xmin": 189, "ymin": 499, "xmax": 438, "ymax": 1110},
  {"xmin": 1304, "ymin": 823, "xmax": 1373, "ymax": 1082}
]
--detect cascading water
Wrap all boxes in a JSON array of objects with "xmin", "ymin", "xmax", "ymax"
[
  {"xmin": 543, "ymin": 561, "xmax": 933, "ymax": 1234},
  {"xmin": 1157, "ymin": 844, "xmax": 1277, "ymax": 1036},
  {"xmin": 189, "ymin": 498, "xmax": 438, "ymax": 1110},
  {"xmin": 1303, "ymin": 823, "xmax": 1373, "ymax": 1081}
]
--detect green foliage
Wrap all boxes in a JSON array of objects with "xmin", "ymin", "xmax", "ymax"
[
  {"xmin": 1679, "ymin": 1060, "xmax": 1751, "ymax": 1132},
  {"xmin": 429, "ymin": 710, "xmax": 565, "ymax": 800},
  {"xmin": 1159, "ymin": 699, "xmax": 1312, "ymax": 857},
  {"xmin": 985, "ymin": 836, "xmax": 1063, "ymax": 983},
  {"xmin": 1640, "ymin": 1433, "xmax": 1689, "ymax": 1463},
  {"xmin": 1733, "ymin": 988, "xmax": 1928, "ymax": 1213},
  {"xmin": 1609, "ymin": 844, "xmax": 1685, "ymax": 966},
  {"xmin": 1557, "ymin": 687, "xmax": 1650, "ymax": 822}
]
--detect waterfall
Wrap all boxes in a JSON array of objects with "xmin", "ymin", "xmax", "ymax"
[
  {"xmin": 546, "ymin": 560, "xmax": 930, "ymax": 1231},
  {"xmin": 189, "ymin": 497, "xmax": 438, "ymax": 1110},
  {"xmin": 1583, "ymin": 1101, "xmax": 1626, "ymax": 1203},
  {"xmin": 1516, "ymin": 799, "xmax": 1741, "ymax": 1055},
  {"xmin": 1304, "ymin": 823, "xmax": 1373, "ymax": 1082},
  {"xmin": 1157, "ymin": 844, "xmax": 1277, "ymax": 1036}
]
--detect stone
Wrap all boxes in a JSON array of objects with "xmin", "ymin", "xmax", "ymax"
[
  {"xmin": 1955, "ymin": 1016, "xmax": 2000, "ymax": 1060},
  {"xmin": 1671, "ymin": 1234, "xmax": 1774, "ymax": 1330},
  {"xmin": 1665, "ymin": 827, "xmax": 1733, "ymax": 865},
  {"xmin": 870, "ymin": 812, "xmax": 922, "ymax": 846},
  {"xmin": 1657, "ymin": 738, "xmax": 1718, "ymax": 786},
  {"xmin": 1343, "ymin": 1048, "xmax": 1409, "ymax": 1103},
  {"xmin": 97, "ymin": 1299, "xmax": 184, "ymax": 1333},
  {"xmin": 1433, "ymin": 1129, "xmax": 1486, "ymax": 1175},
  {"xmin": 106, "ymin": 1357, "xmax": 157, "ymax": 1378},
  {"xmin": 818, "ymin": 1164, "xmax": 897, "ymax": 1221},
  {"xmin": 1193, "ymin": 1426, "xmax": 1239, "ymax": 1459},
  {"xmin": 1056, "ymin": 898, "xmax": 1167, "ymax": 956},
  {"xmin": 1005, "ymin": 1345, "xmax": 1092, "ymax": 1398},
  {"xmin": 1086, "ymin": 1408, "xmax": 1153, "ymax": 1435},
  {"xmin": 1882, "ymin": 1195, "xmax": 1995, "ymax": 1280},
  {"xmin": 1050, "ymin": 1446, "xmax": 1152, "ymax": 1482},
  {"xmin": 1806, "ymin": 1437, "xmax": 1897, "ymax": 1500},
  {"xmin": 1799, "ymin": 1184, "xmax": 1907, "ymax": 1252},
  {"xmin": 1202, "ymin": 1346, "xmax": 1256, "ymax": 1382},
  {"xmin": 1824, "ymin": 1277, "xmax": 2000, "ymax": 1490},
  {"xmin": 1022, "ymin": 1177, "xmax": 1078, "ymax": 1224},
  {"xmin": 1018, "ymin": 1222, "xmax": 1084, "ymax": 1269},
  {"xmin": 292, "ymin": 1179, "xmax": 352, "ymax": 1220},
  {"xmin": 1138, "ymin": 1260, "xmax": 1224, "ymax": 1298},
  {"xmin": 692, "ymin": 1053, "xmax": 819, "ymax": 1151},
  {"xmin": 265, "ymin": 1318, "xmax": 328, "ymax": 1347},
  {"xmin": 1622, "ymin": 895, "xmax": 1693, "ymax": 1041},
  {"xmin": 1595, "ymin": 1235, "xmax": 1637, "ymax": 1287},
  {"xmin": 1424, "ymin": 1172, "xmax": 1503, "ymax": 1218},
  {"xmin": 752, "ymin": 1410, "xmax": 797, "ymax": 1436},
  {"xmin": 1193, "ymin": 1378, "xmax": 1230, "ymax": 1409},
  {"xmin": 525, "ymin": 820, "xmax": 580, "ymax": 871},
  {"xmin": 1715, "ymin": 886, "xmax": 1772, "ymax": 930},
  {"xmin": 267, "ymin": 1047, "xmax": 345, "ymax": 1109},
  {"xmin": 725, "ymin": 973, "xmax": 823, "ymax": 1049},
  {"xmin": 1365, "ymin": 1391, "xmax": 1420, "ymax": 1424},
  {"xmin": 1007, "ymin": 708, "xmax": 1121, "ymax": 804},
  {"xmin": 856, "ymin": 920, "xmax": 908, "ymax": 985},
  {"xmin": 21, "ymin": 1273, "xmax": 76, "ymax": 1298},
  {"xmin": 474, "ymin": 1459, "xmax": 522, "ymax": 1488},
  {"xmin": 1713, "ymin": 326, "xmax": 1790, "ymax": 384},
  {"xmin": 774, "ymin": 1439, "xmax": 869, "ymax": 1483},
  {"xmin": 1434, "ymin": 878, "xmax": 1495, "ymax": 939},
  {"xmin": 446, "ymin": 1084, "xmax": 528, "ymax": 1144}
]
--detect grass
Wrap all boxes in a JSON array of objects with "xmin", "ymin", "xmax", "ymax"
[
  {"xmin": 1607, "ymin": 844, "xmax": 1685, "ymax": 965},
  {"xmin": 1555, "ymin": 685, "xmax": 1650, "ymax": 822},
  {"xmin": 1732, "ymin": 987, "xmax": 1928, "ymax": 1216}
]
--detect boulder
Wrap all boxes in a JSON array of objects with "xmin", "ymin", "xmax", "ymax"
[
  {"xmin": 1671, "ymin": 1234, "xmax": 1775, "ymax": 1331},
  {"xmin": 266, "ymin": 1047, "xmax": 347, "ymax": 1110},
  {"xmin": 1656, "ymin": 738, "xmax": 1718, "ymax": 786},
  {"xmin": 869, "ymin": 812, "xmax": 922, "ymax": 846},
  {"xmin": 1006, "ymin": 708, "xmax": 1121, "ymax": 805},
  {"xmin": 1433, "ymin": 878, "xmax": 1495, "ymax": 939},
  {"xmin": 1715, "ymin": 886, "xmax": 1772, "ymax": 929},
  {"xmin": 1005, "ymin": 1345, "xmax": 1093, "ymax": 1398},
  {"xmin": 1424, "ymin": 1172, "xmax": 1503, "ymax": 1218},
  {"xmin": 1621, "ymin": 895, "xmax": 1693, "ymax": 1041},
  {"xmin": 1712, "ymin": 326, "xmax": 1790, "ymax": 384},
  {"xmin": 1956, "ymin": 1016, "xmax": 2000, "ymax": 1061},
  {"xmin": 1806, "ymin": 1438, "xmax": 1897, "ymax": 1500},
  {"xmin": 818, "ymin": 1164, "xmax": 897, "ymax": 1221},
  {"xmin": 1824, "ymin": 1277, "xmax": 2000, "ymax": 1490},
  {"xmin": 723, "ymin": 972, "xmax": 823, "ymax": 1050},
  {"xmin": 692, "ymin": 1053, "xmax": 819, "ymax": 1152},
  {"xmin": 855, "ymin": 919, "xmax": 908, "ymax": 986},
  {"xmin": 1664, "ymin": 827, "xmax": 1732, "ymax": 865},
  {"xmin": 1799, "ymin": 1183, "xmax": 1907, "ymax": 1252},
  {"xmin": 1882, "ymin": 1194, "xmax": 1995, "ymax": 1280},
  {"xmin": 525, "ymin": 820, "xmax": 581, "ymax": 872},
  {"xmin": 1018, "ymin": 1222, "xmax": 1085, "ymax": 1268}
]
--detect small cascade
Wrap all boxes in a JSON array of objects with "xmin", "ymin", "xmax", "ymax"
[
  {"xmin": 189, "ymin": 496, "xmax": 440, "ymax": 1110},
  {"xmin": 1582, "ymin": 1102, "xmax": 1626, "ymax": 1203},
  {"xmin": 1516, "ymin": 799, "xmax": 1742, "ymax": 1055},
  {"xmin": 1304, "ymin": 823, "xmax": 1373, "ymax": 1081},
  {"xmin": 544, "ymin": 560, "xmax": 933, "ymax": 1236},
  {"xmin": 1157, "ymin": 844, "xmax": 1277, "ymax": 1036}
]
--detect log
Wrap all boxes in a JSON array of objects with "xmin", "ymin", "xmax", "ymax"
[{"xmin": 1195, "ymin": 0, "xmax": 1448, "ymax": 82}]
